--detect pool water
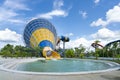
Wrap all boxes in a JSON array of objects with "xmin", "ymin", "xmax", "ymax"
[{"xmin": 16, "ymin": 59, "xmax": 116, "ymax": 72}]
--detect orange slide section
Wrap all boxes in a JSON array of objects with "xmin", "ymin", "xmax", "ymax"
[
  {"xmin": 46, "ymin": 51, "xmax": 61, "ymax": 60},
  {"xmin": 43, "ymin": 47, "xmax": 61, "ymax": 60}
]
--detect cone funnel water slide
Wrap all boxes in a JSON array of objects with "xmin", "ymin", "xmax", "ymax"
[{"xmin": 23, "ymin": 18, "xmax": 60, "ymax": 59}]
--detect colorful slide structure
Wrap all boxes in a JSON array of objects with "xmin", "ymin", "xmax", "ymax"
[
  {"xmin": 91, "ymin": 40, "xmax": 120, "ymax": 49},
  {"xmin": 91, "ymin": 43, "xmax": 103, "ymax": 48},
  {"xmin": 23, "ymin": 18, "xmax": 61, "ymax": 60}
]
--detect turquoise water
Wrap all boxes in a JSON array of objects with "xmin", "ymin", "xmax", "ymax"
[{"xmin": 16, "ymin": 59, "xmax": 112, "ymax": 72}]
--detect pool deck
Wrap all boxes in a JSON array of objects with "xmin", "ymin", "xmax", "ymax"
[
  {"xmin": 0, "ymin": 69, "xmax": 120, "ymax": 80},
  {"xmin": 0, "ymin": 57, "xmax": 120, "ymax": 80}
]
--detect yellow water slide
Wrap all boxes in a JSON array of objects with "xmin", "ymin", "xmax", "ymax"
[{"xmin": 43, "ymin": 47, "xmax": 61, "ymax": 60}]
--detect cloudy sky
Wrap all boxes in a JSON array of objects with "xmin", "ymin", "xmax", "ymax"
[{"xmin": 0, "ymin": 0, "xmax": 120, "ymax": 50}]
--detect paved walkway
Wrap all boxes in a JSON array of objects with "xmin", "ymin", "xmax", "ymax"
[{"xmin": 0, "ymin": 70, "xmax": 120, "ymax": 80}]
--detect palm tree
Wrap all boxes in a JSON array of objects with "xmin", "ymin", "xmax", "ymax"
[{"xmin": 91, "ymin": 40, "xmax": 101, "ymax": 60}]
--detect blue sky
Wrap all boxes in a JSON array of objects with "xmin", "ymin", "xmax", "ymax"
[{"xmin": 0, "ymin": 0, "xmax": 120, "ymax": 50}]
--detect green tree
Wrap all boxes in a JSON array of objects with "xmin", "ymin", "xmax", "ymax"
[
  {"xmin": 14, "ymin": 45, "xmax": 26, "ymax": 57},
  {"xmin": 33, "ymin": 46, "xmax": 43, "ymax": 57},
  {"xmin": 87, "ymin": 50, "xmax": 95, "ymax": 57},
  {"xmin": 116, "ymin": 54, "xmax": 120, "ymax": 60},
  {"xmin": 74, "ymin": 47, "xmax": 80, "ymax": 57},
  {"xmin": 74, "ymin": 44, "xmax": 85, "ymax": 58},
  {"xmin": 1, "ymin": 50, "xmax": 12, "ymax": 58},
  {"xmin": 65, "ymin": 49, "xmax": 74, "ymax": 58},
  {"xmin": 112, "ymin": 42, "xmax": 118, "ymax": 60},
  {"xmin": 0, "ymin": 44, "xmax": 14, "ymax": 58},
  {"xmin": 1, "ymin": 44, "xmax": 14, "ymax": 54},
  {"xmin": 0, "ymin": 44, "xmax": 44, "ymax": 58},
  {"xmin": 79, "ymin": 53, "xmax": 84, "ymax": 59}
]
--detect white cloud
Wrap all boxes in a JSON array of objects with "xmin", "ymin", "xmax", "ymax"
[
  {"xmin": 106, "ymin": 4, "xmax": 120, "ymax": 23},
  {"xmin": 0, "ymin": 8, "xmax": 24, "ymax": 23},
  {"xmin": 91, "ymin": 28, "xmax": 120, "ymax": 40},
  {"xmin": 65, "ymin": 36, "xmax": 107, "ymax": 51},
  {"xmin": 65, "ymin": 33, "xmax": 74, "ymax": 37},
  {"xmin": 0, "ymin": 8, "xmax": 18, "ymax": 20},
  {"xmin": 53, "ymin": 0, "xmax": 64, "ymax": 9},
  {"xmin": 79, "ymin": 11, "xmax": 87, "ymax": 19},
  {"xmin": 65, "ymin": 38, "xmax": 92, "ymax": 49},
  {"xmin": 3, "ymin": 0, "xmax": 30, "ymax": 10},
  {"xmin": 91, "ymin": 3, "xmax": 120, "ymax": 27},
  {"xmin": 7, "ymin": 19, "xmax": 25, "ymax": 23},
  {"xmin": 0, "ymin": 28, "xmax": 24, "ymax": 48},
  {"xmin": 35, "ymin": 0, "xmax": 69, "ymax": 19},
  {"xmin": 63, "ymin": 28, "xmax": 120, "ymax": 51},
  {"xmin": 94, "ymin": 0, "xmax": 100, "ymax": 4},
  {"xmin": 69, "ymin": 33, "xmax": 74, "ymax": 36},
  {"xmin": 0, "ymin": 0, "xmax": 30, "ymax": 24},
  {"xmin": 37, "ymin": 9, "xmax": 68, "ymax": 19},
  {"xmin": 90, "ymin": 18, "xmax": 107, "ymax": 27},
  {"xmin": 0, "ymin": 28, "xmax": 22, "ymax": 42}
]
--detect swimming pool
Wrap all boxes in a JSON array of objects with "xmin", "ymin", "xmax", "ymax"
[{"xmin": 15, "ymin": 58, "xmax": 120, "ymax": 74}]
